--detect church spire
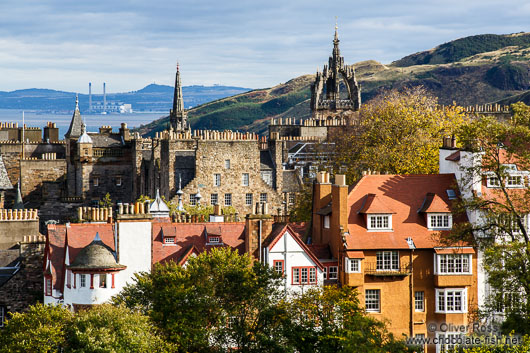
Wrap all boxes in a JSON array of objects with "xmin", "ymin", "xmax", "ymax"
[
  {"xmin": 169, "ymin": 63, "xmax": 189, "ymax": 132},
  {"xmin": 65, "ymin": 94, "xmax": 83, "ymax": 138}
]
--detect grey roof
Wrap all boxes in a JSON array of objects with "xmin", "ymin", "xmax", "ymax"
[
  {"xmin": 65, "ymin": 99, "xmax": 83, "ymax": 138},
  {"xmin": 0, "ymin": 249, "xmax": 20, "ymax": 287},
  {"xmin": 90, "ymin": 134, "xmax": 124, "ymax": 148},
  {"xmin": 0, "ymin": 155, "xmax": 13, "ymax": 190},
  {"xmin": 282, "ymin": 170, "xmax": 302, "ymax": 192},
  {"xmin": 78, "ymin": 124, "xmax": 93, "ymax": 144},
  {"xmin": 260, "ymin": 150, "xmax": 274, "ymax": 170},
  {"xmin": 68, "ymin": 233, "xmax": 125, "ymax": 270}
]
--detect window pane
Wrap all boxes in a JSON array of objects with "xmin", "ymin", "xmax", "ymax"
[
  {"xmin": 245, "ymin": 193, "xmax": 253, "ymax": 206},
  {"xmin": 309, "ymin": 268, "xmax": 316, "ymax": 283}
]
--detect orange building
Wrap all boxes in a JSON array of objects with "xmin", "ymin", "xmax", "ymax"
[{"xmin": 312, "ymin": 172, "xmax": 478, "ymax": 353}]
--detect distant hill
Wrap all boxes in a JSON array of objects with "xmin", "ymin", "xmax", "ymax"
[
  {"xmin": 137, "ymin": 32, "xmax": 530, "ymax": 136},
  {"xmin": 0, "ymin": 84, "xmax": 251, "ymax": 112}
]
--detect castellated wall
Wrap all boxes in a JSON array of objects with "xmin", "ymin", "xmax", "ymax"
[{"xmin": 172, "ymin": 139, "xmax": 283, "ymax": 215}]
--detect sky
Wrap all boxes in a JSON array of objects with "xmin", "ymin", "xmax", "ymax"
[{"xmin": 0, "ymin": 0, "xmax": 529, "ymax": 93}]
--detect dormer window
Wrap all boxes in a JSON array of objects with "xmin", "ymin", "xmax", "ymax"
[
  {"xmin": 164, "ymin": 237, "xmax": 175, "ymax": 244},
  {"xmin": 428, "ymin": 213, "xmax": 452, "ymax": 230},
  {"xmin": 208, "ymin": 236, "xmax": 221, "ymax": 244},
  {"xmin": 507, "ymin": 175, "xmax": 524, "ymax": 188},
  {"xmin": 368, "ymin": 214, "xmax": 392, "ymax": 231}
]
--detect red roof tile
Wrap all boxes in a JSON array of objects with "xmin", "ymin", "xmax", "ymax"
[
  {"xmin": 346, "ymin": 174, "xmax": 468, "ymax": 250},
  {"xmin": 417, "ymin": 193, "xmax": 451, "ymax": 213},
  {"xmin": 357, "ymin": 193, "xmax": 396, "ymax": 214}
]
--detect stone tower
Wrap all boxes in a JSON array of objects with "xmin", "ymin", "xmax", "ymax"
[
  {"xmin": 169, "ymin": 64, "xmax": 189, "ymax": 132},
  {"xmin": 310, "ymin": 26, "xmax": 361, "ymax": 120}
]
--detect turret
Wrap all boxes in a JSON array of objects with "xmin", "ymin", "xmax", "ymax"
[{"xmin": 77, "ymin": 122, "xmax": 93, "ymax": 160}]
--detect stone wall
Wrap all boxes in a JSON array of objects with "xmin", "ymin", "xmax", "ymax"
[
  {"xmin": 20, "ymin": 159, "xmax": 67, "ymax": 204},
  {"xmin": 0, "ymin": 242, "xmax": 44, "ymax": 314},
  {"xmin": 0, "ymin": 216, "xmax": 40, "ymax": 249}
]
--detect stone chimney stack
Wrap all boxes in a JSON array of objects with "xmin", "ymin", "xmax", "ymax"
[
  {"xmin": 312, "ymin": 171, "xmax": 332, "ymax": 244},
  {"xmin": 245, "ymin": 203, "xmax": 274, "ymax": 262},
  {"xmin": 330, "ymin": 174, "xmax": 348, "ymax": 259}
]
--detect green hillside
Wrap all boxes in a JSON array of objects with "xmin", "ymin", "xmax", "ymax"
[{"xmin": 137, "ymin": 32, "xmax": 530, "ymax": 137}]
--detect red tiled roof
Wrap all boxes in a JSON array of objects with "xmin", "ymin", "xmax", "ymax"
[
  {"xmin": 346, "ymin": 174, "xmax": 468, "ymax": 250},
  {"xmin": 417, "ymin": 193, "xmax": 451, "ymax": 213},
  {"xmin": 357, "ymin": 193, "xmax": 396, "ymax": 214},
  {"xmin": 152, "ymin": 222, "xmax": 246, "ymax": 265},
  {"xmin": 445, "ymin": 150, "xmax": 460, "ymax": 161},
  {"xmin": 46, "ymin": 223, "xmax": 115, "ymax": 293}
]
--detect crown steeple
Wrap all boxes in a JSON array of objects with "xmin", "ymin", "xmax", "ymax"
[{"xmin": 169, "ymin": 63, "xmax": 189, "ymax": 132}]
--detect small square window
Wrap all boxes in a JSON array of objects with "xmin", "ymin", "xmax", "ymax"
[
  {"xmin": 190, "ymin": 194, "xmax": 197, "ymax": 206},
  {"xmin": 245, "ymin": 193, "xmax": 253, "ymax": 206},
  {"xmin": 224, "ymin": 193, "xmax": 232, "ymax": 206},
  {"xmin": 323, "ymin": 215, "xmax": 330, "ymax": 229},
  {"xmin": 93, "ymin": 177, "xmax": 99, "ymax": 187},
  {"xmin": 116, "ymin": 176, "xmax": 122, "ymax": 186},
  {"xmin": 415, "ymin": 291, "xmax": 425, "ymax": 312},
  {"xmin": 368, "ymin": 214, "xmax": 391, "ymax": 230},
  {"xmin": 260, "ymin": 193, "xmax": 267, "ymax": 203},
  {"xmin": 164, "ymin": 237, "xmax": 175, "ymax": 244},
  {"xmin": 507, "ymin": 175, "xmax": 524, "ymax": 187},
  {"xmin": 328, "ymin": 266, "xmax": 338, "ymax": 280},
  {"xmin": 365, "ymin": 289, "xmax": 380, "ymax": 312},
  {"xmin": 242, "ymin": 173, "xmax": 249, "ymax": 186},
  {"xmin": 225, "ymin": 160, "xmax": 230, "ymax": 169},
  {"xmin": 99, "ymin": 274, "xmax": 107, "ymax": 288},
  {"xmin": 214, "ymin": 174, "xmax": 221, "ymax": 187},
  {"xmin": 209, "ymin": 236, "xmax": 220, "ymax": 243},
  {"xmin": 348, "ymin": 259, "xmax": 361, "ymax": 273},
  {"xmin": 273, "ymin": 260, "xmax": 284, "ymax": 274},
  {"xmin": 210, "ymin": 193, "xmax": 218, "ymax": 205}
]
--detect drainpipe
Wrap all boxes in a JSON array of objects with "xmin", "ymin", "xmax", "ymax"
[
  {"xmin": 410, "ymin": 248, "xmax": 414, "ymax": 337},
  {"xmin": 284, "ymin": 225, "xmax": 288, "ymax": 291},
  {"xmin": 258, "ymin": 219, "xmax": 262, "ymax": 263}
]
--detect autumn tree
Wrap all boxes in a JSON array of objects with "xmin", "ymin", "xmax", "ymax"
[
  {"xmin": 330, "ymin": 87, "xmax": 467, "ymax": 183},
  {"xmin": 450, "ymin": 109, "xmax": 530, "ymax": 333},
  {"xmin": 113, "ymin": 247, "xmax": 287, "ymax": 352},
  {"xmin": 281, "ymin": 286, "xmax": 410, "ymax": 353}
]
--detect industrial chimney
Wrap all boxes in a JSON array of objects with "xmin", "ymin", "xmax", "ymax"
[
  {"xmin": 88, "ymin": 82, "xmax": 92, "ymax": 112},
  {"xmin": 103, "ymin": 82, "xmax": 107, "ymax": 113}
]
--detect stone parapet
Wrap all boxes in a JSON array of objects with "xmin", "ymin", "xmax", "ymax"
[{"xmin": 0, "ymin": 208, "xmax": 38, "ymax": 221}]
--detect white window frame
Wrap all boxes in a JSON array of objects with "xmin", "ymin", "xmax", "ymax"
[
  {"xmin": 365, "ymin": 289, "xmax": 380, "ymax": 312},
  {"xmin": 164, "ymin": 237, "xmax": 175, "ymax": 244},
  {"xmin": 346, "ymin": 258, "xmax": 361, "ymax": 273},
  {"xmin": 260, "ymin": 193, "xmax": 268, "ymax": 203},
  {"xmin": 189, "ymin": 194, "xmax": 197, "ymax": 206},
  {"xmin": 80, "ymin": 274, "xmax": 86, "ymax": 288},
  {"xmin": 376, "ymin": 251, "xmax": 399, "ymax": 271},
  {"xmin": 367, "ymin": 214, "xmax": 392, "ymax": 231},
  {"xmin": 93, "ymin": 177, "xmax": 99, "ymax": 187},
  {"xmin": 224, "ymin": 193, "xmax": 232, "ymax": 206},
  {"xmin": 245, "ymin": 193, "xmax": 253, "ymax": 206},
  {"xmin": 428, "ymin": 213, "xmax": 452, "ymax": 230},
  {"xmin": 486, "ymin": 174, "xmax": 500, "ymax": 188},
  {"xmin": 116, "ymin": 176, "xmax": 122, "ymax": 187},
  {"xmin": 225, "ymin": 159, "xmax": 230, "ymax": 169},
  {"xmin": 242, "ymin": 173, "xmax": 249, "ymax": 186},
  {"xmin": 210, "ymin": 193, "xmax": 218, "ymax": 206},
  {"xmin": 415, "ymin": 291, "xmax": 425, "ymax": 312},
  {"xmin": 99, "ymin": 273, "xmax": 107, "ymax": 288},
  {"xmin": 435, "ymin": 288, "xmax": 467, "ymax": 313},
  {"xmin": 328, "ymin": 266, "xmax": 338, "ymax": 280},
  {"xmin": 506, "ymin": 174, "xmax": 524, "ymax": 188},
  {"xmin": 435, "ymin": 332, "xmax": 464, "ymax": 353},
  {"xmin": 214, "ymin": 173, "xmax": 221, "ymax": 187},
  {"xmin": 323, "ymin": 215, "xmax": 330, "ymax": 229},
  {"xmin": 208, "ymin": 236, "xmax": 220, "ymax": 244},
  {"xmin": 288, "ymin": 193, "xmax": 295, "ymax": 205},
  {"xmin": 435, "ymin": 253, "xmax": 472, "ymax": 275}
]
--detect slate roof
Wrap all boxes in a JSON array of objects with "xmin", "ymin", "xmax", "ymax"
[
  {"xmin": 260, "ymin": 150, "xmax": 274, "ymax": 170},
  {"xmin": 0, "ymin": 249, "xmax": 20, "ymax": 287},
  {"xmin": 345, "ymin": 174, "xmax": 468, "ymax": 250},
  {"xmin": 0, "ymin": 155, "xmax": 13, "ymax": 190},
  {"xmin": 282, "ymin": 170, "xmax": 302, "ymax": 192},
  {"xmin": 90, "ymin": 134, "xmax": 124, "ymax": 148},
  {"xmin": 65, "ymin": 105, "xmax": 83, "ymax": 138}
]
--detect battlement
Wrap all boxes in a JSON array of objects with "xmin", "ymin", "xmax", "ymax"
[
  {"xmin": 22, "ymin": 153, "xmax": 58, "ymax": 161},
  {"xmin": 22, "ymin": 234, "xmax": 46, "ymax": 243},
  {"xmin": 270, "ymin": 117, "xmax": 350, "ymax": 127},
  {"xmin": 154, "ymin": 129, "xmax": 259, "ymax": 141},
  {"xmin": 0, "ymin": 209, "xmax": 38, "ymax": 221}
]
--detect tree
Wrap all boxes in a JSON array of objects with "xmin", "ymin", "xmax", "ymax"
[
  {"xmin": 99, "ymin": 192, "xmax": 113, "ymax": 208},
  {"xmin": 66, "ymin": 304, "xmax": 171, "ymax": 353},
  {"xmin": 113, "ymin": 247, "xmax": 287, "ymax": 352},
  {"xmin": 450, "ymin": 109, "xmax": 530, "ymax": 333},
  {"xmin": 281, "ymin": 286, "xmax": 410, "ymax": 353},
  {"xmin": 0, "ymin": 303, "xmax": 72, "ymax": 353},
  {"xmin": 330, "ymin": 87, "xmax": 467, "ymax": 184}
]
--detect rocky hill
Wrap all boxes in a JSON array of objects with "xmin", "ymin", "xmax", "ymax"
[{"xmin": 137, "ymin": 32, "xmax": 530, "ymax": 137}]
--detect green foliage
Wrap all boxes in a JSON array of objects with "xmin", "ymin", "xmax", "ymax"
[
  {"xmin": 460, "ymin": 334, "xmax": 530, "ymax": 352},
  {"xmin": 450, "ymin": 113, "xmax": 530, "ymax": 333},
  {"xmin": 289, "ymin": 182, "xmax": 313, "ymax": 222},
  {"xmin": 330, "ymin": 87, "xmax": 467, "ymax": 184},
  {"xmin": 485, "ymin": 63, "xmax": 530, "ymax": 90},
  {"xmin": 281, "ymin": 286, "xmax": 410, "ymax": 353},
  {"xmin": 66, "ymin": 305, "xmax": 170, "ymax": 353},
  {"xmin": 114, "ymin": 247, "xmax": 286, "ymax": 352},
  {"xmin": 0, "ymin": 303, "xmax": 72, "ymax": 353},
  {"xmin": 98, "ymin": 192, "xmax": 113, "ymax": 208},
  {"xmin": 136, "ymin": 194, "xmax": 153, "ymax": 203}
]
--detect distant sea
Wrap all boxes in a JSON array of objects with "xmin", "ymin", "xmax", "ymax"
[{"xmin": 0, "ymin": 109, "xmax": 166, "ymax": 138}]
